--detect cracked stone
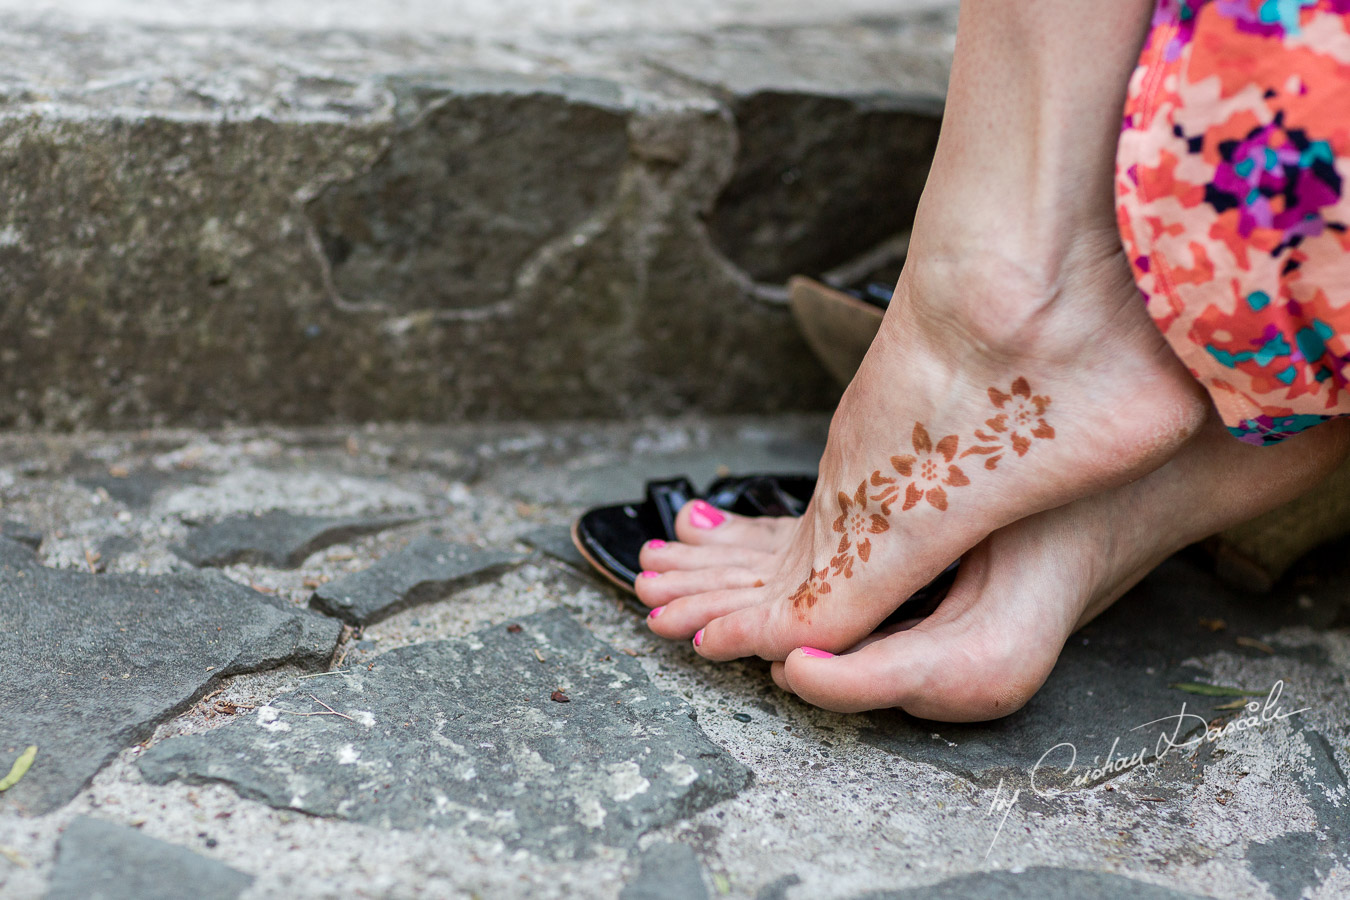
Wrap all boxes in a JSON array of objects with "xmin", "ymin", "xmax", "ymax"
[
  {"xmin": 859, "ymin": 558, "xmax": 1339, "ymax": 792},
  {"xmin": 173, "ymin": 510, "xmax": 416, "ymax": 569},
  {"xmin": 856, "ymin": 867, "xmax": 1208, "ymax": 899},
  {"xmin": 0, "ymin": 538, "xmax": 340, "ymax": 815},
  {"xmin": 47, "ymin": 817, "xmax": 253, "ymax": 900},
  {"xmin": 137, "ymin": 608, "xmax": 752, "ymax": 857},
  {"xmin": 621, "ymin": 842, "xmax": 709, "ymax": 900},
  {"xmin": 0, "ymin": 519, "xmax": 41, "ymax": 550},
  {"xmin": 309, "ymin": 536, "xmax": 524, "ymax": 626}
]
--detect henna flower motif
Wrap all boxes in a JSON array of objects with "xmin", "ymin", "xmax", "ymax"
[
  {"xmin": 829, "ymin": 479, "xmax": 890, "ymax": 577},
  {"xmin": 871, "ymin": 423, "xmax": 970, "ymax": 512},
  {"xmin": 789, "ymin": 566, "xmax": 832, "ymax": 611},
  {"xmin": 975, "ymin": 377, "xmax": 1054, "ymax": 458}
]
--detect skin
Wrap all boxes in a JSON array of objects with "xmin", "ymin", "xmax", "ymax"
[{"xmin": 622, "ymin": 0, "xmax": 1350, "ymax": 718}]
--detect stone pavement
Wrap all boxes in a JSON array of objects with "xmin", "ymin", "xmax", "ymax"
[
  {"xmin": 0, "ymin": 0, "xmax": 955, "ymax": 431},
  {"xmin": 0, "ymin": 418, "xmax": 1347, "ymax": 899}
]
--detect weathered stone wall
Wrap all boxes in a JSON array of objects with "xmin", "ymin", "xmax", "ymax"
[{"xmin": 0, "ymin": 11, "xmax": 954, "ymax": 428}]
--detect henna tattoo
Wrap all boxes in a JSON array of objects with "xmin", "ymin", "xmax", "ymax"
[
  {"xmin": 828, "ymin": 479, "xmax": 890, "ymax": 578},
  {"xmin": 789, "ymin": 377, "xmax": 1055, "ymax": 614},
  {"xmin": 789, "ymin": 566, "xmax": 832, "ymax": 611}
]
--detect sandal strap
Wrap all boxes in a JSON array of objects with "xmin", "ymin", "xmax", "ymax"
[{"xmin": 644, "ymin": 477, "xmax": 697, "ymax": 541}]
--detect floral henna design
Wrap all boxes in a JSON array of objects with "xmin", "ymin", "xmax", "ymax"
[
  {"xmin": 975, "ymin": 376, "xmax": 1055, "ymax": 458},
  {"xmin": 829, "ymin": 479, "xmax": 890, "ymax": 577},
  {"xmin": 870, "ymin": 423, "xmax": 970, "ymax": 512},
  {"xmin": 789, "ymin": 566, "xmax": 832, "ymax": 611},
  {"xmin": 790, "ymin": 377, "xmax": 1053, "ymax": 617}
]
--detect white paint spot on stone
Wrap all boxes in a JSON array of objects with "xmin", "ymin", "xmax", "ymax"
[
  {"xmin": 606, "ymin": 761, "xmax": 650, "ymax": 802},
  {"xmin": 256, "ymin": 706, "xmax": 291, "ymax": 733},
  {"xmin": 662, "ymin": 759, "xmax": 698, "ymax": 787},
  {"xmin": 576, "ymin": 795, "xmax": 606, "ymax": 829}
]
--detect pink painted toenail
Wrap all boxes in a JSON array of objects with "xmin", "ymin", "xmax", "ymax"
[
  {"xmin": 639, "ymin": 570, "xmax": 661, "ymax": 579},
  {"xmin": 647, "ymin": 539, "xmax": 667, "ymax": 549},
  {"xmin": 799, "ymin": 647, "xmax": 834, "ymax": 659},
  {"xmin": 648, "ymin": 606, "xmax": 664, "ymax": 618},
  {"xmin": 688, "ymin": 501, "xmax": 725, "ymax": 530},
  {"xmin": 693, "ymin": 628, "xmax": 704, "ymax": 648}
]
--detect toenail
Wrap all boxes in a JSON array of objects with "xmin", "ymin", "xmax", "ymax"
[
  {"xmin": 688, "ymin": 501, "xmax": 725, "ymax": 530},
  {"xmin": 639, "ymin": 570, "xmax": 661, "ymax": 579},
  {"xmin": 646, "ymin": 539, "xmax": 667, "ymax": 549},
  {"xmin": 693, "ymin": 628, "xmax": 704, "ymax": 648},
  {"xmin": 648, "ymin": 606, "xmax": 664, "ymax": 619},
  {"xmin": 799, "ymin": 647, "xmax": 834, "ymax": 659}
]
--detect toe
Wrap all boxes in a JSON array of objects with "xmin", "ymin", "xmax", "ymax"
[
  {"xmin": 673, "ymin": 501, "xmax": 796, "ymax": 552},
  {"xmin": 638, "ymin": 540, "xmax": 774, "ymax": 573},
  {"xmin": 647, "ymin": 587, "xmax": 765, "ymax": 639},
  {"xmin": 780, "ymin": 615, "xmax": 1056, "ymax": 721},
  {"xmin": 691, "ymin": 601, "xmax": 801, "ymax": 662},
  {"xmin": 779, "ymin": 637, "xmax": 930, "ymax": 713},
  {"xmin": 634, "ymin": 567, "xmax": 765, "ymax": 607}
]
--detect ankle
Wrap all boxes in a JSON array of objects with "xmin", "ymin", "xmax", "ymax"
[{"xmin": 891, "ymin": 224, "xmax": 1139, "ymax": 364}]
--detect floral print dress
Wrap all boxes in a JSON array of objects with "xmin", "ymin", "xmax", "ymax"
[{"xmin": 1117, "ymin": 0, "xmax": 1350, "ymax": 444}]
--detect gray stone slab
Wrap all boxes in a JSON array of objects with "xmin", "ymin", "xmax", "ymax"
[
  {"xmin": 173, "ymin": 511, "xmax": 416, "ymax": 569},
  {"xmin": 77, "ymin": 468, "xmax": 202, "ymax": 509},
  {"xmin": 621, "ymin": 842, "xmax": 708, "ymax": 900},
  {"xmin": 1244, "ymin": 714, "xmax": 1348, "ymax": 899},
  {"xmin": 48, "ymin": 816, "xmax": 253, "ymax": 900},
  {"xmin": 755, "ymin": 875, "xmax": 802, "ymax": 900},
  {"xmin": 0, "ymin": 538, "xmax": 340, "ymax": 815},
  {"xmin": 96, "ymin": 534, "xmax": 141, "ymax": 565},
  {"xmin": 519, "ymin": 525, "xmax": 593, "ymax": 576},
  {"xmin": 857, "ymin": 867, "xmax": 1210, "ymax": 899},
  {"xmin": 0, "ymin": 519, "xmax": 41, "ymax": 549},
  {"xmin": 138, "ymin": 608, "xmax": 752, "ymax": 857},
  {"xmin": 860, "ymin": 558, "xmax": 1339, "ymax": 792},
  {"xmin": 309, "ymin": 536, "xmax": 524, "ymax": 626},
  {"xmin": 0, "ymin": 0, "xmax": 959, "ymax": 431}
]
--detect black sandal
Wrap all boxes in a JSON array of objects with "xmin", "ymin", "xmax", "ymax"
[{"xmin": 571, "ymin": 474, "xmax": 957, "ymax": 624}]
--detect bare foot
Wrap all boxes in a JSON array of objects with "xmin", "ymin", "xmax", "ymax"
[
  {"xmin": 762, "ymin": 415, "xmax": 1350, "ymax": 719},
  {"xmin": 641, "ymin": 235, "xmax": 1209, "ymax": 661}
]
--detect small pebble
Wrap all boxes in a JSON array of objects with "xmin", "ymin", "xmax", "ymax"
[{"xmin": 732, "ymin": 713, "xmax": 752, "ymax": 723}]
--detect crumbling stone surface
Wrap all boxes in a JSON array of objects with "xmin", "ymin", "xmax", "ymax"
[{"xmin": 0, "ymin": 5, "xmax": 955, "ymax": 430}]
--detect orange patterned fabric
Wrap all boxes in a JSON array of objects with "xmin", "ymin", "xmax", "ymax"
[{"xmin": 1117, "ymin": 0, "xmax": 1350, "ymax": 444}]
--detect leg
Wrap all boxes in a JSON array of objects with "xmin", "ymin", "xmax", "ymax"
[{"xmin": 643, "ymin": 0, "xmax": 1209, "ymax": 659}]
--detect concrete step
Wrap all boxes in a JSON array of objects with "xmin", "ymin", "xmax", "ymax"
[{"xmin": 0, "ymin": 1, "xmax": 956, "ymax": 429}]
